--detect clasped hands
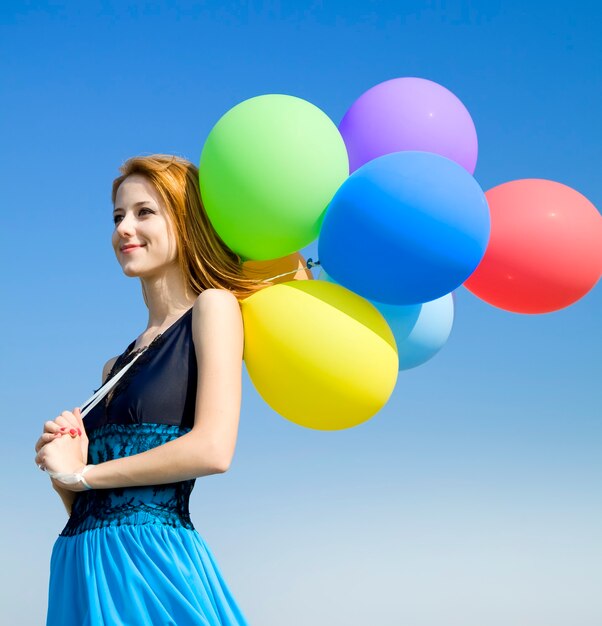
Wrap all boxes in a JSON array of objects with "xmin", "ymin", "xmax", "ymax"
[{"xmin": 34, "ymin": 407, "xmax": 90, "ymax": 492}]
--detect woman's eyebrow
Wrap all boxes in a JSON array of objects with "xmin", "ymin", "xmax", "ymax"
[{"xmin": 113, "ymin": 200, "xmax": 154, "ymax": 212}]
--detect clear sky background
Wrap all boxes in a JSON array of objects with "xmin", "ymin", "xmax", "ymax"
[{"xmin": 1, "ymin": 1, "xmax": 600, "ymax": 625}]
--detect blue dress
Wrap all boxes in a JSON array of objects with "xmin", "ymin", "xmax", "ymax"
[{"xmin": 46, "ymin": 307, "xmax": 249, "ymax": 626}]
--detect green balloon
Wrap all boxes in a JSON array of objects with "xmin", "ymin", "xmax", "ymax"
[{"xmin": 199, "ymin": 94, "xmax": 349, "ymax": 260}]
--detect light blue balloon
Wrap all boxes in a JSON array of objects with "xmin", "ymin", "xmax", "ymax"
[
  {"xmin": 319, "ymin": 269, "xmax": 455, "ymax": 370},
  {"xmin": 318, "ymin": 150, "xmax": 490, "ymax": 305}
]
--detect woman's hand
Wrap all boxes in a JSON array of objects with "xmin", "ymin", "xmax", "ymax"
[
  {"xmin": 36, "ymin": 433, "xmax": 87, "ymax": 491},
  {"xmin": 37, "ymin": 407, "xmax": 89, "ymax": 466},
  {"xmin": 35, "ymin": 408, "xmax": 90, "ymax": 491}
]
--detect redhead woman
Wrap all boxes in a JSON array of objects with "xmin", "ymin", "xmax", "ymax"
[{"xmin": 34, "ymin": 154, "xmax": 264, "ymax": 625}]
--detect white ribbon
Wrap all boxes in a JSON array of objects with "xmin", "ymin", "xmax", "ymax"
[
  {"xmin": 80, "ymin": 348, "xmax": 147, "ymax": 418},
  {"xmin": 46, "ymin": 464, "xmax": 95, "ymax": 490}
]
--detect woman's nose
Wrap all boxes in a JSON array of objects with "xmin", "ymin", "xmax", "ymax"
[{"xmin": 116, "ymin": 215, "xmax": 135, "ymax": 236}]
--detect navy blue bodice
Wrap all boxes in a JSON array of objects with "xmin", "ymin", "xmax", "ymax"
[
  {"xmin": 60, "ymin": 308, "xmax": 198, "ymax": 537},
  {"xmin": 84, "ymin": 307, "xmax": 197, "ymax": 433}
]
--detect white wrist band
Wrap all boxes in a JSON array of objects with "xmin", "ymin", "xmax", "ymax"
[{"xmin": 47, "ymin": 464, "xmax": 95, "ymax": 490}]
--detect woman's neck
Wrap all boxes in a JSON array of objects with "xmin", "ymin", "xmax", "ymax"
[{"xmin": 139, "ymin": 264, "xmax": 198, "ymax": 330}]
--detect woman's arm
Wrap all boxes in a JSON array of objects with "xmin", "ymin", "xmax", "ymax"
[
  {"xmin": 52, "ymin": 479, "xmax": 76, "ymax": 515},
  {"xmin": 74, "ymin": 289, "xmax": 244, "ymax": 491},
  {"xmin": 81, "ymin": 431, "xmax": 226, "ymax": 489}
]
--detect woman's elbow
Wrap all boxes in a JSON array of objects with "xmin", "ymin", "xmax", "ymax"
[
  {"xmin": 212, "ymin": 447, "xmax": 234, "ymax": 473},
  {"xmin": 209, "ymin": 447, "xmax": 232, "ymax": 474},
  {"xmin": 193, "ymin": 452, "xmax": 229, "ymax": 475},
  {"xmin": 209, "ymin": 437, "xmax": 236, "ymax": 473},
  {"xmin": 189, "ymin": 430, "xmax": 234, "ymax": 474}
]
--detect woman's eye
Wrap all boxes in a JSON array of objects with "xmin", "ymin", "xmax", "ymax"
[{"xmin": 113, "ymin": 208, "xmax": 153, "ymax": 225}]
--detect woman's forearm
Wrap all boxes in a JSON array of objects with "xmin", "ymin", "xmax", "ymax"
[
  {"xmin": 52, "ymin": 480, "xmax": 76, "ymax": 515},
  {"xmin": 82, "ymin": 431, "xmax": 227, "ymax": 490}
]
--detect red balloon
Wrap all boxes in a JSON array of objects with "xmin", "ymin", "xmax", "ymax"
[{"xmin": 464, "ymin": 179, "xmax": 602, "ymax": 313}]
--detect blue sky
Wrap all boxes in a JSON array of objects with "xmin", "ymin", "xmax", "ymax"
[{"xmin": 1, "ymin": 1, "xmax": 600, "ymax": 624}]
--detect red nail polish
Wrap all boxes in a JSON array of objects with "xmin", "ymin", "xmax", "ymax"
[
  {"xmin": 69, "ymin": 429, "xmax": 76, "ymax": 435},
  {"xmin": 77, "ymin": 428, "xmax": 82, "ymax": 436},
  {"xmin": 60, "ymin": 428, "xmax": 67, "ymax": 431}
]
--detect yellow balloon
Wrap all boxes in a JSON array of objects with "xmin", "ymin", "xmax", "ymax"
[{"xmin": 241, "ymin": 280, "xmax": 398, "ymax": 430}]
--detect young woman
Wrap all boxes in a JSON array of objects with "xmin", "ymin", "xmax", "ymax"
[{"xmin": 34, "ymin": 154, "xmax": 266, "ymax": 625}]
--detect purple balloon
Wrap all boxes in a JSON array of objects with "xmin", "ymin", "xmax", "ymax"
[{"xmin": 339, "ymin": 77, "xmax": 478, "ymax": 174}]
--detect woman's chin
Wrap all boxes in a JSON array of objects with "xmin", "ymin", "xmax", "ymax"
[
  {"xmin": 121, "ymin": 264, "xmax": 143, "ymax": 277},
  {"xmin": 121, "ymin": 264, "xmax": 160, "ymax": 278}
]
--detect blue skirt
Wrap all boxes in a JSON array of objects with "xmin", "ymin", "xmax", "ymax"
[{"xmin": 46, "ymin": 524, "xmax": 249, "ymax": 626}]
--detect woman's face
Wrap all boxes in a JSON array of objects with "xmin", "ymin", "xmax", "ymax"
[{"xmin": 112, "ymin": 174, "xmax": 178, "ymax": 278}]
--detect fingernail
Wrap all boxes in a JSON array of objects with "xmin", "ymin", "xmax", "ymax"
[
  {"xmin": 60, "ymin": 428, "xmax": 67, "ymax": 432},
  {"xmin": 77, "ymin": 428, "xmax": 82, "ymax": 436},
  {"xmin": 69, "ymin": 429, "xmax": 77, "ymax": 435}
]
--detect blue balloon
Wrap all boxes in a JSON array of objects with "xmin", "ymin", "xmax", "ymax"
[
  {"xmin": 319, "ymin": 269, "xmax": 455, "ymax": 370},
  {"xmin": 318, "ymin": 151, "xmax": 490, "ymax": 304}
]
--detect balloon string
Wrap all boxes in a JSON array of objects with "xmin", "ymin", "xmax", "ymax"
[{"xmin": 255, "ymin": 257, "xmax": 321, "ymax": 284}]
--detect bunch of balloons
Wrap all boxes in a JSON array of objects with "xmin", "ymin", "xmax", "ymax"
[{"xmin": 198, "ymin": 78, "xmax": 602, "ymax": 431}]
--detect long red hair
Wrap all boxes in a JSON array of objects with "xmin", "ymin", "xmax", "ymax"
[{"xmin": 112, "ymin": 154, "xmax": 268, "ymax": 301}]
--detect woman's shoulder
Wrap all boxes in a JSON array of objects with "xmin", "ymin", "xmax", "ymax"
[
  {"xmin": 193, "ymin": 288, "xmax": 240, "ymax": 307},
  {"xmin": 101, "ymin": 355, "xmax": 120, "ymax": 384},
  {"xmin": 191, "ymin": 289, "xmax": 243, "ymax": 341},
  {"xmin": 191, "ymin": 288, "xmax": 241, "ymax": 319}
]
